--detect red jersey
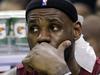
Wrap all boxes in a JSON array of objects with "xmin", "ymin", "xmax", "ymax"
[{"xmin": 17, "ymin": 57, "xmax": 100, "ymax": 75}]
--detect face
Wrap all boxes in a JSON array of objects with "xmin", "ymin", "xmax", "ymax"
[{"xmin": 27, "ymin": 8, "xmax": 80, "ymax": 50}]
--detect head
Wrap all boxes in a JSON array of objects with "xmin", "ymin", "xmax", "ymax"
[
  {"xmin": 26, "ymin": 0, "xmax": 82, "ymax": 74},
  {"xmin": 26, "ymin": 0, "xmax": 81, "ymax": 49},
  {"xmin": 82, "ymin": 15, "xmax": 100, "ymax": 56}
]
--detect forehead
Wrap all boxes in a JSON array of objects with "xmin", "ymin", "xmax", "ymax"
[{"xmin": 27, "ymin": 8, "xmax": 72, "ymax": 22}]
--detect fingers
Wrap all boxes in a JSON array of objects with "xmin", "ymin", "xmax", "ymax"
[
  {"xmin": 58, "ymin": 40, "xmax": 71, "ymax": 52},
  {"xmin": 22, "ymin": 42, "xmax": 70, "ymax": 73},
  {"xmin": 22, "ymin": 56, "xmax": 33, "ymax": 72},
  {"xmin": 22, "ymin": 47, "xmax": 36, "ymax": 72}
]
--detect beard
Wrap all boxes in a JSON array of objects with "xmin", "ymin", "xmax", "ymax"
[
  {"xmin": 64, "ymin": 39, "xmax": 75, "ymax": 62},
  {"xmin": 64, "ymin": 40, "xmax": 80, "ymax": 75}
]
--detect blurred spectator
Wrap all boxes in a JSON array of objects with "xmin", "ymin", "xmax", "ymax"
[
  {"xmin": 0, "ymin": 0, "xmax": 30, "ymax": 10},
  {"xmin": 71, "ymin": 0, "xmax": 96, "ymax": 17},
  {"xmin": 96, "ymin": 0, "xmax": 100, "ymax": 16},
  {"xmin": 82, "ymin": 15, "xmax": 100, "ymax": 56}
]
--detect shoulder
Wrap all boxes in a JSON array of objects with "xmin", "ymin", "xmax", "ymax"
[
  {"xmin": 92, "ymin": 57, "xmax": 100, "ymax": 74},
  {"xmin": 79, "ymin": 57, "xmax": 100, "ymax": 75}
]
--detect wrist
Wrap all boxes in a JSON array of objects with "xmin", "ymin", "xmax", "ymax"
[{"xmin": 49, "ymin": 64, "xmax": 67, "ymax": 75}]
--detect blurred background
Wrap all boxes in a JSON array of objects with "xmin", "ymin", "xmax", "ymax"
[
  {"xmin": 0, "ymin": 0, "xmax": 30, "ymax": 73},
  {"xmin": 0, "ymin": 0, "xmax": 100, "ymax": 74},
  {"xmin": 0, "ymin": 0, "xmax": 30, "ymax": 10}
]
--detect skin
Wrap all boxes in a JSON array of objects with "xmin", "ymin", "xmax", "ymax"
[
  {"xmin": 82, "ymin": 15, "xmax": 100, "ymax": 56},
  {"xmin": 23, "ymin": 8, "xmax": 81, "ymax": 75}
]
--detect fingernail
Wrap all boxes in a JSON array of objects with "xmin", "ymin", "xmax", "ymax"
[{"xmin": 66, "ymin": 40, "xmax": 71, "ymax": 46}]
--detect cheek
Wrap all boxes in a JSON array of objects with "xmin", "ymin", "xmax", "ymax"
[
  {"xmin": 63, "ymin": 28, "xmax": 74, "ymax": 40},
  {"xmin": 27, "ymin": 34, "xmax": 37, "ymax": 49},
  {"xmin": 51, "ymin": 30, "xmax": 74, "ymax": 48}
]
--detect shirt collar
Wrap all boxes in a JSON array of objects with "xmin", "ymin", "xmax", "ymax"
[{"xmin": 75, "ymin": 34, "xmax": 96, "ymax": 73}]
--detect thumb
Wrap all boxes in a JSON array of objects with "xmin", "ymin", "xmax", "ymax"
[{"xmin": 58, "ymin": 40, "xmax": 71, "ymax": 52}]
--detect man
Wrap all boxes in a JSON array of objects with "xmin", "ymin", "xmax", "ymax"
[
  {"xmin": 23, "ymin": 0, "xmax": 81, "ymax": 74},
  {"xmin": 2, "ymin": 0, "xmax": 100, "ymax": 75}
]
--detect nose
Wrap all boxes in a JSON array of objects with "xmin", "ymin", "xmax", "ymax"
[{"xmin": 37, "ymin": 30, "xmax": 51, "ymax": 44}]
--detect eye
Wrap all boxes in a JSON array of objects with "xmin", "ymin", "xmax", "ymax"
[
  {"xmin": 49, "ymin": 24, "xmax": 61, "ymax": 32},
  {"xmin": 33, "ymin": 27, "xmax": 39, "ymax": 32},
  {"xmin": 29, "ymin": 25, "xmax": 39, "ymax": 33}
]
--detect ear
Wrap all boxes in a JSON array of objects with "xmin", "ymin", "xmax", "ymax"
[{"xmin": 73, "ymin": 21, "xmax": 82, "ymax": 40}]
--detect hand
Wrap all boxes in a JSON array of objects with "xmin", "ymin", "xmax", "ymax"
[{"xmin": 22, "ymin": 40, "xmax": 71, "ymax": 75}]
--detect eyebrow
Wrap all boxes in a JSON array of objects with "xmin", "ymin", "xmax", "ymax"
[{"xmin": 28, "ymin": 19, "xmax": 36, "ymax": 23}]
